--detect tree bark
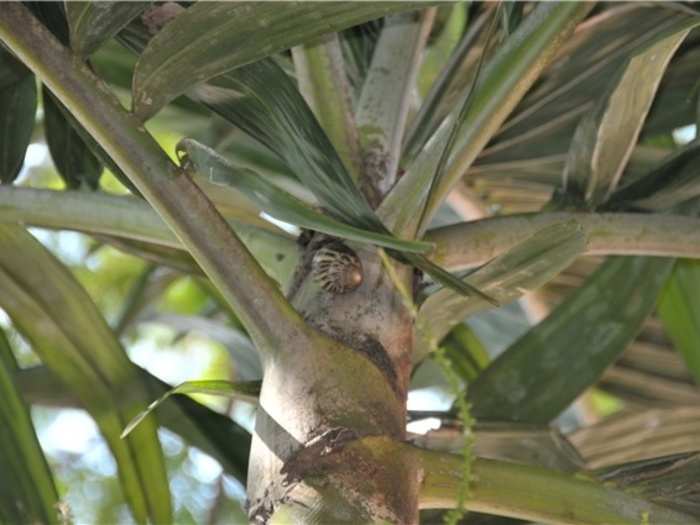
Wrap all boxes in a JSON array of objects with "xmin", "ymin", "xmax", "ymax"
[{"xmin": 247, "ymin": 237, "xmax": 419, "ymax": 523}]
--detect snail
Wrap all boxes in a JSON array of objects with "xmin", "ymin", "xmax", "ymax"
[{"xmin": 311, "ymin": 242, "xmax": 363, "ymax": 294}]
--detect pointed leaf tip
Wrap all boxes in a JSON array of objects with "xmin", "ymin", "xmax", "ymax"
[{"xmin": 122, "ymin": 379, "xmax": 261, "ymax": 438}]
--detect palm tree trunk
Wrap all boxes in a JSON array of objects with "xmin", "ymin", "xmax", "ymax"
[{"xmin": 247, "ymin": 242, "xmax": 419, "ymax": 523}]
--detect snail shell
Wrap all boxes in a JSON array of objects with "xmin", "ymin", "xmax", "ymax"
[{"xmin": 311, "ymin": 243, "xmax": 363, "ymax": 294}]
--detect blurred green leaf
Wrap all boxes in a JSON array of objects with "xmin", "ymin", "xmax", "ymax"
[
  {"xmin": 658, "ymin": 259, "xmax": 700, "ymax": 385},
  {"xmin": 0, "ymin": 46, "xmax": 32, "ymax": 89},
  {"xmin": 418, "ymin": 5, "xmax": 499, "ymax": 234},
  {"xmin": 417, "ymin": 3, "xmax": 466, "ymax": 98},
  {"xmin": 29, "ymin": 2, "xmax": 138, "ymax": 192},
  {"xmin": 421, "ymin": 2, "xmax": 593, "ymax": 221},
  {"xmin": 469, "ymin": 256, "xmax": 674, "ymax": 423},
  {"xmin": 179, "ymin": 138, "xmax": 432, "ymax": 253},
  {"xmin": 404, "ymin": 10, "xmax": 489, "ymax": 166},
  {"xmin": 0, "ymin": 225, "xmax": 171, "ymax": 524},
  {"xmin": 564, "ymin": 29, "xmax": 690, "ymax": 206},
  {"xmin": 442, "ymin": 324, "xmax": 490, "ymax": 383},
  {"xmin": 114, "ymin": 263, "xmax": 157, "ymax": 335},
  {"xmin": 0, "ymin": 330, "xmax": 59, "ymax": 525},
  {"xmin": 97, "ymin": 236, "xmax": 204, "ymax": 276},
  {"xmin": 0, "ymin": 186, "xmax": 298, "ymax": 286},
  {"xmin": 416, "ymin": 221, "xmax": 586, "ymax": 361},
  {"xmin": 476, "ymin": 5, "xmax": 700, "ymax": 184},
  {"xmin": 0, "ymin": 69, "xmax": 35, "ymax": 185},
  {"xmin": 131, "ymin": 2, "xmax": 429, "ymax": 119},
  {"xmin": 596, "ymin": 452, "xmax": 700, "ymax": 518},
  {"xmin": 66, "ymin": 1, "xmax": 149, "ymax": 57},
  {"xmin": 26, "ymin": 2, "xmax": 69, "ymax": 44},
  {"xmin": 142, "ymin": 312, "xmax": 261, "ymax": 380},
  {"xmin": 340, "ymin": 20, "xmax": 382, "ymax": 96},
  {"xmin": 90, "ymin": 38, "xmax": 136, "ymax": 89},
  {"xmin": 607, "ymin": 139, "xmax": 700, "ymax": 211},
  {"xmin": 17, "ymin": 364, "xmax": 253, "ymax": 483},
  {"xmin": 379, "ymin": 118, "xmax": 452, "ymax": 237},
  {"xmin": 43, "ymin": 86, "xmax": 103, "ymax": 189},
  {"xmin": 500, "ymin": 2, "xmax": 524, "ymax": 37},
  {"xmin": 122, "ymin": 379, "xmax": 260, "ymax": 438},
  {"xmin": 292, "ymin": 34, "xmax": 363, "ymax": 184}
]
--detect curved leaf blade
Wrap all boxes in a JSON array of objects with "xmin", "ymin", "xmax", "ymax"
[
  {"xmin": 417, "ymin": 3, "xmax": 466, "ymax": 98},
  {"xmin": 564, "ymin": 30, "xmax": 689, "ymax": 206},
  {"xmin": 179, "ymin": 138, "xmax": 432, "ymax": 253},
  {"xmin": 474, "ymin": 6, "xmax": 700, "ymax": 182},
  {"xmin": 403, "ymin": 9, "xmax": 487, "ymax": 166},
  {"xmin": 416, "ymin": 221, "xmax": 586, "ymax": 361},
  {"xmin": 66, "ymin": 1, "xmax": 150, "ymax": 57},
  {"xmin": 421, "ymin": 2, "xmax": 593, "ymax": 222},
  {"xmin": 0, "ymin": 225, "xmax": 171, "ymax": 524},
  {"xmin": 405, "ymin": 252, "xmax": 498, "ymax": 304},
  {"xmin": 18, "ymin": 365, "xmax": 253, "ymax": 484},
  {"xmin": 379, "ymin": 117, "xmax": 452, "ymax": 237},
  {"xmin": 42, "ymin": 86, "xmax": 102, "ymax": 189},
  {"xmin": 658, "ymin": 259, "xmax": 700, "ymax": 385},
  {"xmin": 0, "ymin": 50, "xmax": 36, "ymax": 184},
  {"xmin": 292, "ymin": 33, "xmax": 363, "ymax": 184},
  {"xmin": 469, "ymin": 256, "xmax": 675, "ymax": 423},
  {"xmin": 0, "ymin": 330, "xmax": 59, "ymax": 525},
  {"xmin": 608, "ymin": 139, "xmax": 700, "ymax": 211},
  {"xmin": 122, "ymin": 379, "xmax": 260, "ymax": 438},
  {"xmin": 0, "ymin": 46, "xmax": 33, "ymax": 89},
  {"xmin": 191, "ymin": 59, "xmax": 380, "ymax": 229},
  {"xmin": 131, "ymin": 2, "xmax": 428, "ymax": 119}
]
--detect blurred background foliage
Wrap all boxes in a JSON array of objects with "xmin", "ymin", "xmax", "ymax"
[
  {"xmin": 4, "ymin": 99, "xmax": 250, "ymax": 522},
  {"xmin": 3, "ymin": 1, "xmax": 700, "ymax": 523}
]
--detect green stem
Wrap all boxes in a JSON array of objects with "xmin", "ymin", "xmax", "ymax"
[
  {"xmin": 0, "ymin": 187, "xmax": 298, "ymax": 288},
  {"xmin": 6, "ymin": 188, "xmax": 700, "ymax": 284},
  {"xmin": 355, "ymin": 10, "xmax": 435, "ymax": 197},
  {"xmin": 415, "ymin": 446, "xmax": 693, "ymax": 524},
  {"xmin": 0, "ymin": 187, "xmax": 177, "ymax": 246},
  {"xmin": 427, "ymin": 212, "xmax": 700, "ymax": 271},
  {"xmin": 0, "ymin": 4, "xmax": 305, "ymax": 357}
]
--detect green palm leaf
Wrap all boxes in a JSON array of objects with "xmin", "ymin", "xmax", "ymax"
[
  {"xmin": 0, "ymin": 50, "xmax": 36, "ymax": 185},
  {"xmin": 131, "ymin": 2, "xmax": 431, "ymax": 119},
  {"xmin": 66, "ymin": 1, "xmax": 150, "ymax": 57},
  {"xmin": 0, "ymin": 225, "xmax": 171, "ymax": 524},
  {"xmin": 658, "ymin": 259, "xmax": 700, "ymax": 385},
  {"xmin": 469, "ymin": 256, "xmax": 674, "ymax": 423},
  {"xmin": 0, "ymin": 330, "xmax": 59, "ymax": 525}
]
